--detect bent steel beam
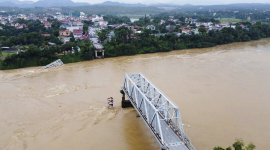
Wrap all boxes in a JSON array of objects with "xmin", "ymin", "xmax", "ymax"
[
  {"xmin": 41, "ymin": 59, "xmax": 64, "ymax": 70},
  {"xmin": 121, "ymin": 73, "xmax": 195, "ymax": 150}
]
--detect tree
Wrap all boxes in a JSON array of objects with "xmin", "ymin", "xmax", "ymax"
[
  {"xmin": 214, "ymin": 139, "xmax": 255, "ymax": 150},
  {"xmin": 70, "ymin": 33, "xmax": 75, "ymax": 42},
  {"xmin": 79, "ymin": 40, "xmax": 93, "ymax": 60},
  {"xmin": 198, "ymin": 27, "xmax": 207, "ymax": 35},
  {"xmin": 97, "ymin": 30, "xmax": 108, "ymax": 43},
  {"xmin": 83, "ymin": 24, "xmax": 89, "ymax": 34},
  {"xmin": 233, "ymin": 139, "xmax": 244, "ymax": 150},
  {"xmin": 0, "ymin": 47, "xmax": 2, "ymax": 57},
  {"xmin": 246, "ymin": 143, "xmax": 256, "ymax": 150}
]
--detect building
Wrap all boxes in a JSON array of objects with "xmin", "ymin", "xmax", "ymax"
[
  {"xmin": 73, "ymin": 29, "xmax": 83, "ymax": 38},
  {"xmin": 58, "ymin": 36, "xmax": 71, "ymax": 42},
  {"xmin": 43, "ymin": 22, "xmax": 51, "ymax": 28},
  {"xmin": 66, "ymin": 26, "xmax": 82, "ymax": 32},
  {"xmin": 146, "ymin": 25, "xmax": 155, "ymax": 30},
  {"xmin": 166, "ymin": 25, "xmax": 175, "ymax": 32},
  {"xmin": 59, "ymin": 30, "xmax": 71, "ymax": 36}
]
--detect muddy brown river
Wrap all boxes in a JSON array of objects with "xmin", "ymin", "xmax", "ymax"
[{"xmin": 0, "ymin": 39, "xmax": 270, "ymax": 150}]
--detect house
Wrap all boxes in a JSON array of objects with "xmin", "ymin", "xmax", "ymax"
[
  {"xmin": 21, "ymin": 24, "xmax": 28, "ymax": 28},
  {"xmin": 66, "ymin": 26, "xmax": 81, "ymax": 32},
  {"xmin": 146, "ymin": 25, "xmax": 155, "ymax": 30},
  {"xmin": 159, "ymin": 20, "xmax": 166, "ymax": 25},
  {"xmin": 182, "ymin": 29, "xmax": 189, "ymax": 34},
  {"xmin": 60, "ymin": 24, "xmax": 71, "ymax": 28},
  {"xmin": 166, "ymin": 25, "xmax": 175, "ymax": 32},
  {"xmin": 43, "ymin": 22, "xmax": 51, "ymax": 28},
  {"xmin": 59, "ymin": 30, "xmax": 71, "ymax": 36},
  {"xmin": 73, "ymin": 29, "xmax": 83, "ymax": 38},
  {"xmin": 58, "ymin": 36, "xmax": 71, "ymax": 42},
  {"xmin": 42, "ymin": 34, "xmax": 50, "ymax": 36},
  {"xmin": 16, "ymin": 24, "xmax": 28, "ymax": 30},
  {"xmin": 251, "ymin": 21, "xmax": 257, "ymax": 25},
  {"xmin": 190, "ymin": 19, "xmax": 197, "ymax": 24},
  {"xmin": 98, "ymin": 20, "xmax": 108, "ymax": 27}
]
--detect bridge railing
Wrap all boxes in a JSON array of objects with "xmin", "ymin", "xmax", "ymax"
[{"xmin": 122, "ymin": 73, "xmax": 195, "ymax": 150}]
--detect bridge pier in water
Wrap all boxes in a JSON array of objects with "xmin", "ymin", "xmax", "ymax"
[{"xmin": 120, "ymin": 90, "xmax": 133, "ymax": 108}]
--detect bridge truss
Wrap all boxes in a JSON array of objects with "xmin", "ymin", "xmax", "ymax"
[{"xmin": 121, "ymin": 73, "xmax": 195, "ymax": 150}]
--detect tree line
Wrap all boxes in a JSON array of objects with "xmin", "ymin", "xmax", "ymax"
[
  {"xmin": 101, "ymin": 22, "xmax": 270, "ymax": 58},
  {"xmin": 0, "ymin": 39, "xmax": 95, "ymax": 70}
]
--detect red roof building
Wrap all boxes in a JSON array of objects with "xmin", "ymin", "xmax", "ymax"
[
  {"xmin": 73, "ymin": 29, "xmax": 83, "ymax": 37},
  {"xmin": 59, "ymin": 30, "xmax": 71, "ymax": 36},
  {"xmin": 43, "ymin": 22, "xmax": 51, "ymax": 28},
  {"xmin": 42, "ymin": 34, "xmax": 50, "ymax": 36}
]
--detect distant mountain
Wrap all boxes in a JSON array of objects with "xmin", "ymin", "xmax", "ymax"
[
  {"xmin": 99, "ymin": 1, "xmax": 145, "ymax": 7},
  {"xmin": 34, "ymin": 0, "xmax": 74, "ymax": 7},
  {"xmin": 0, "ymin": 0, "xmax": 17, "ymax": 6},
  {"xmin": 0, "ymin": 0, "xmax": 269, "ymax": 9}
]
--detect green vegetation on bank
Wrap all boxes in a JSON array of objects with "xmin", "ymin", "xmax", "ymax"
[
  {"xmin": 1, "ymin": 21, "xmax": 270, "ymax": 70},
  {"xmin": 0, "ymin": 40, "xmax": 94, "ymax": 70},
  {"xmin": 2, "ymin": 52, "xmax": 15, "ymax": 57},
  {"xmin": 102, "ymin": 22, "xmax": 270, "ymax": 58},
  {"xmin": 214, "ymin": 138, "xmax": 255, "ymax": 150}
]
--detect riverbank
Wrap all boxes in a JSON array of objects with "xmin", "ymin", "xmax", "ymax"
[{"xmin": 1, "ymin": 33, "xmax": 270, "ymax": 71}]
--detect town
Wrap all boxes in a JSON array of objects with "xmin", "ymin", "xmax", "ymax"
[{"xmin": 0, "ymin": 9, "xmax": 270, "ymax": 70}]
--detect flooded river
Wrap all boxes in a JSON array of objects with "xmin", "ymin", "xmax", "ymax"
[{"xmin": 0, "ymin": 39, "xmax": 270, "ymax": 150}]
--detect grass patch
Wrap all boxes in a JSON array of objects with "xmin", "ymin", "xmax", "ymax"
[
  {"xmin": 2, "ymin": 52, "xmax": 15, "ymax": 57},
  {"xmin": 118, "ymin": 14, "xmax": 148, "ymax": 19},
  {"xmin": 216, "ymin": 18, "xmax": 242, "ymax": 24}
]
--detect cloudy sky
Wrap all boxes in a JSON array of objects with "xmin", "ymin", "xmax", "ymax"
[
  {"xmin": 20, "ymin": 0, "xmax": 270, "ymax": 5},
  {"xmin": 76, "ymin": 0, "xmax": 269, "ymax": 5}
]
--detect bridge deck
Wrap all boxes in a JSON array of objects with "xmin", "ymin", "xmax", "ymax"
[
  {"xmin": 160, "ymin": 120, "xmax": 188, "ymax": 150},
  {"xmin": 121, "ymin": 73, "xmax": 195, "ymax": 150}
]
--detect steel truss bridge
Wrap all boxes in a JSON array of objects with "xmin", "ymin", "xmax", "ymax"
[{"xmin": 121, "ymin": 73, "xmax": 195, "ymax": 150}]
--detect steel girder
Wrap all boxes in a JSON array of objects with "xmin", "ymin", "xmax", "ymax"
[{"xmin": 121, "ymin": 73, "xmax": 195, "ymax": 150}]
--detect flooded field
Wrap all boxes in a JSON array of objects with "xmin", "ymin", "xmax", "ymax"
[{"xmin": 0, "ymin": 39, "xmax": 269, "ymax": 150}]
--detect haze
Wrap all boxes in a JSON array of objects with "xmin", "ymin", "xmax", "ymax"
[{"xmin": 19, "ymin": 0, "xmax": 270, "ymax": 5}]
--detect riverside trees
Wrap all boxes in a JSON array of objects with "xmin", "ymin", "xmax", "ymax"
[
  {"xmin": 214, "ymin": 139, "xmax": 256, "ymax": 150},
  {"xmin": 0, "ymin": 40, "xmax": 94, "ymax": 70},
  {"xmin": 103, "ymin": 22, "xmax": 270, "ymax": 58}
]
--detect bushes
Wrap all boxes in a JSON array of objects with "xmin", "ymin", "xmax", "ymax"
[
  {"xmin": 0, "ymin": 40, "xmax": 94, "ymax": 70},
  {"xmin": 214, "ymin": 139, "xmax": 256, "ymax": 150}
]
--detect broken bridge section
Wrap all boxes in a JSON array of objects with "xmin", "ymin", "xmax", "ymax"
[
  {"xmin": 121, "ymin": 73, "xmax": 195, "ymax": 150},
  {"xmin": 41, "ymin": 59, "xmax": 64, "ymax": 70}
]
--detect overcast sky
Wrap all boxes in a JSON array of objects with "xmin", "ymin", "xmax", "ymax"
[
  {"xmin": 79, "ymin": 0, "xmax": 269, "ymax": 5},
  {"xmin": 20, "ymin": 0, "xmax": 270, "ymax": 5}
]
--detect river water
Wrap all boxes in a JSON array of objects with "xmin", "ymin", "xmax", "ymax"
[{"xmin": 0, "ymin": 39, "xmax": 269, "ymax": 150}]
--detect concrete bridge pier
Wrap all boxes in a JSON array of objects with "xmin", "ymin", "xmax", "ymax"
[{"xmin": 120, "ymin": 90, "xmax": 133, "ymax": 108}]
